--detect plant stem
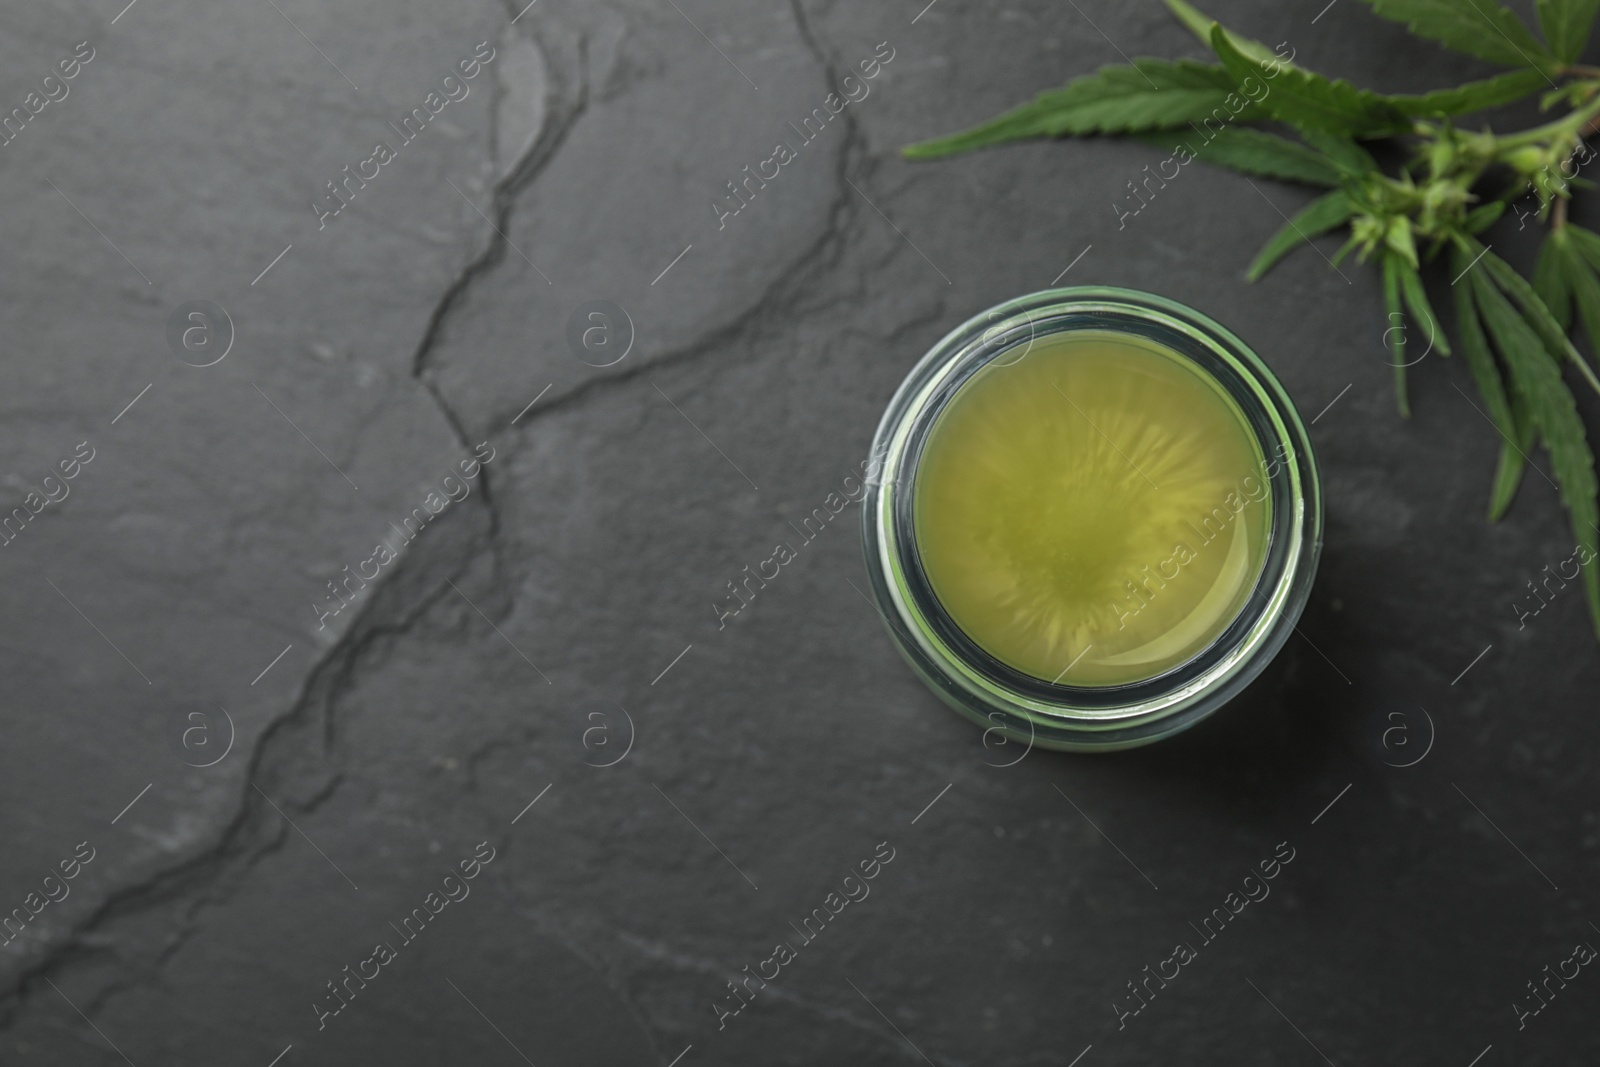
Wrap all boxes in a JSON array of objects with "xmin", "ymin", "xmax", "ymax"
[{"xmin": 1499, "ymin": 96, "xmax": 1600, "ymax": 151}]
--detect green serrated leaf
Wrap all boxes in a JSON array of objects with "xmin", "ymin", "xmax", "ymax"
[
  {"xmin": 1465, "ymin": 201, "xmax": 1507, "ymax": 233},
  {"xmin": 1363, "ymin": 0, "xmax": 1557, "ymax": 70},
  {"xmin": 1389, "ymin": 68, "xmax": 1548, "ymax": 117},
  {"xmin": 1492, "ymin": 390, "xmax": 1537, "ymax": 519},
  {"xmin": 1383, "ymin": 254, "xmax": 1412, "ymax": 416},
  {"xmin": 1541, "ymin": 79, "xmax": 1600, "ymax": 110},
  {"xmin": 1536, "ymin": 0, "xmax": 1600, "ymax": 62},
  {"xmin": 1561, "ymin": 244, "xmax": 1600, "ymax": 376},
  {"xmin": 1245, "ymin": 189, "xmax": 1355, "ymax": 280},
  {"xmin": 1297, "ymin": 129, "xmax": 1382, "ymax": 176},
  {"xmin": 1534, "ymin": 229, "xmax": 1574, "ymax": 330},
  {"xmin": 1478, "ymin": 244, "xmax": 1600, "ymax": 395},
  {"xmin": 1331, "ymin": 232, "xmax": 1364, "ymax": 267},
  {"xmin": 1210, "ymin": 25, "xmax": 1412, "ymax": 136},
  {"xmin": 1165, "ymin": 0, "xmax": 1292, "ymax": 69},
  {"xmin": 902, "ymin": 59, "xmax": 1254, "ymax": 159},
  {"xmin": 1467, "ymin": 251, "xmax": 1600, "ymax": 635},
  {"xmin": 1542, "ymin": 85, "xmax": 1573, "ymax": 109},
  {"xmin": 1399, "ymin": 259, "xmax": 1453, "ymax": 354},
  {"xmin": 1455, "ymin": 261, "xmax": 1528, "ymax": 519},
  {"xmin": 1565, "ymin": 224, "xmax": 1600, "ymax": 271},
  {"xmin": 1141, "ymin": 127, "xmax": 1343, "ymax": 186}
]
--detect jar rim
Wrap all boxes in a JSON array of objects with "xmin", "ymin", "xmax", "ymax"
[{"xmin": 860, "ymin": 287, "xmax": 1323, "ymax": 751}]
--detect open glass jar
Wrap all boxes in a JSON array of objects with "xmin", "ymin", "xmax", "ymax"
[{"xmin": 860, "ymin": 288, "xmax": 1322, "ymax": 751}]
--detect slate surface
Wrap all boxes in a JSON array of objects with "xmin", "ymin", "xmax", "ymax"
[{"xmin": 1, "ymin": 0, "xmax": 1597, "ymax": 1064}]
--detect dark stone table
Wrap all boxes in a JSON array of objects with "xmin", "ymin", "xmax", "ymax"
[{"xmin": 2, "ymin": 0, "xmax": 1595, "ymax": 1063}]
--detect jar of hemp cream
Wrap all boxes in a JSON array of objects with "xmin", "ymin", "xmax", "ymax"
[{"xmin": 861, "ymin": 288, "xmax": 1321, "ymax": 751}]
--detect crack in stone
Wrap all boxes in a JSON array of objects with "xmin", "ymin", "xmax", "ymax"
[
  {"xmin": 479, "ymin": 88, "xmax": 870, "ymax": 436},
  {"xmin": 408, "ymin": 18, "xmax": 588, "ymax": 390},
  {"xmin": 0, "ymin": 8, "xmax": 556, "ymax": 1028},
  {"xmin": 406, "ymin": 12, "xmax": 587, "ymax": 594},
  {"xmin": 450, "ymin": 0, "xmax": 876, "ymax": 441},
  {"xmin": 0, "ymin": 1, "xmax": 906, "ymax": 1048},
  {"xmin": 12, "ymin": 567, "xmax": 488, "ymax": 1024},
  {"xmin": 0, "ymin": 510, "xmax": 484, "ymax": 1024}
]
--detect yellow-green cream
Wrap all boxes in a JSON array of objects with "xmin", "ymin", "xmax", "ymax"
[{"xmin": 913, "ymin": 330, "xmax": 1271, "ymax": 687}]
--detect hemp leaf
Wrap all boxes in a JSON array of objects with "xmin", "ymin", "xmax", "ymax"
[
  {"xmin": 1557, "ymin": 227, "xmax": 1600, "ymax": 357},
  {"xmin": 1387, "ymin": 68, "xmax": 1551, "ymax": 116},
  {"xmin": 1140, "ymin": 128, "xmax": 1346, "ymax": 186},
  {"xmin": 1363, "ymin": 0, "xmax": 1557, "ymax": 70},
  {"xmin": 902, "ymin": 59, "xmax": 1255, "ymax": 159},
  {"xmin": 1538, "ymin": 0, "xmax": 1600, "ymax": 62},
  {"xmin": 1455, "ymin": 267, "xmax": 1532, "ymax": 520},
  {"xmin": 1246, "ymin": 190, "xmax": 1355, "ymax": 279},
  {"xmin": 906, "ymin": 0, "xmax": 1600, "ymax": 638},
  {"xmin": 1165, "ymin": 0, "xmax": 1289, "ymax": 69},
  {"xmin": 1462, "ymin": 242, "xmax": 1600, "ymax": 619},
  {"xmin": 1208, "ymin": 25, "xmax": 1412, "ymax": 136}
]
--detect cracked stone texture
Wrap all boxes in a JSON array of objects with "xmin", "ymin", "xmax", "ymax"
[{"xmin": 2, "ymin": 0, "xmax": 1598, "ymax": 1063}]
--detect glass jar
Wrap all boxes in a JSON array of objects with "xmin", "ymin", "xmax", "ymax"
[{"xmin": 860, "ymin": 287, "xmax": 1322, "ymax": 751}]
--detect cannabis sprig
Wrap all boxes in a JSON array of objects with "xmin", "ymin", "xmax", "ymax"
[{"xmin": 906, "ymin": 0, "xmax": 1600, "ymax": 639}]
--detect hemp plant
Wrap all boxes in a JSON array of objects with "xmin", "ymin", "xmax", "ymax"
[{"xmin": 907, "ymin": 0, "xmax": 1600, "ymax": 639}]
